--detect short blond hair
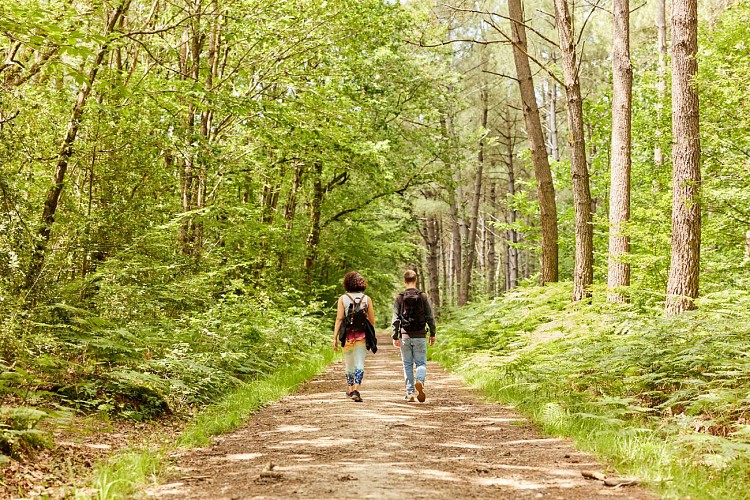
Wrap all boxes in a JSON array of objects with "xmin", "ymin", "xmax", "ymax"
[{"xmin": 404, "ymin": 270, "xmax": 418, "ymax": 284}]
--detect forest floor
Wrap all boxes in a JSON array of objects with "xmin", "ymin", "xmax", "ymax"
[{"xmin": 147, "ymin": 335, "xmax": 656, "ymax": 499}]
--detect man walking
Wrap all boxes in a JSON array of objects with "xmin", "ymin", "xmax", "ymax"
[{"xmin": 392, "ymin": 270, "xmax": 436, "ymax": 402}]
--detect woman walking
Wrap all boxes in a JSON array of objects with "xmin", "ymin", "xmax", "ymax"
[{"xmin": 334, "ymin": 271, "xmax": 375, "ymax": 402}]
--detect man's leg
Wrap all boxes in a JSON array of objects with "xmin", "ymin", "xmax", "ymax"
[
  {"xmin": 413, "ymin": 338, "xmax": 427, "ymax": 402},
  {"xmin": 400, "ymin": 338, "xmax": 415, "ymax": 397}
]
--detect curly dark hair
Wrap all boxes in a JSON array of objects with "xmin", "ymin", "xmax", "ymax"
[{"xmin": 343, "ymin": 271, "xmax": 367, "ymax": 292}]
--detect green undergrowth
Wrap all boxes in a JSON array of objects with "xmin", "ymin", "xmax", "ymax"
[
  {"xmin": 90, "ymin": 347, "xmax": 334, "ymax": 499},
  {"xmin": 432, "ymin": 282, "xmax": 750, "ymax": 500}
]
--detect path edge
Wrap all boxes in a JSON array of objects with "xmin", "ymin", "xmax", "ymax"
[{"xmin": 87, "ymin": 347, "xmax": 336, "ymax": 499}]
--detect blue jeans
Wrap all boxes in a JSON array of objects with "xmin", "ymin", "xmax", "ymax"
[{"xmin": 400, "ymin": 337, "xmax": 427, "ymax": 395}]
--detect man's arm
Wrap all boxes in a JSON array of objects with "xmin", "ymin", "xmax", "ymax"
[
  {"xmin": 391, "ymin": 295, "xmax": 401, "ymax": 343},
  {"xmin": 422, "ymin": 293, "xmax": 436, "ymax": 342}
]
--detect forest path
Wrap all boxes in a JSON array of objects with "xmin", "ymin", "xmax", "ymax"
[{"xmin": 148, "ymin": 334, "xmax": 654, "ymax": 499}]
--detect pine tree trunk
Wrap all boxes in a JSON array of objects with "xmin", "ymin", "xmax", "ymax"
[
  {"xmin": 487, "ymin": 180, "xmax": 497, "ymax": 298},
  {"xmin": 440, "ymin": 218, "xmax": 450, "ymax": 306},
  {"xmin": 458, "ymin": 80, "xmax": 488, "ymax": 305},
  {"xmin": 654, "ymin": 0, "xmax": 668, "ymax": 166},
  {"xmin": 426, "ymin": 216, "xmax": 441, "ymax": 309},
  {"xmin": 508, "ymin": 0, "xmax": 559, "ymax": 284},
  {"xmin": 665, "ymin": 0, "xmax": 701, "ymax": 314},
  {"xmin": 607, "ymin": 0, "xmax": 633, "ymax": 302},
  {"xmin": 548, "ymin": 68, "xmax": 560, "ymax": 162},
  {"xmin": 507, "ymin": 136, "xmax": 519, "ymax": 290},
  {"xmin": 554, "ymin": 0, "xmax": 594, "ymax": 301}
]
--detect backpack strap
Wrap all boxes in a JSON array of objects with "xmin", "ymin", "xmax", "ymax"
[
  {"xmin": 344, "ymin": 293, "xmax": 365, "ymax": 323},
  {"xmin": 345, "ymin": 293, "xmax": 364, "ymax": 307}
]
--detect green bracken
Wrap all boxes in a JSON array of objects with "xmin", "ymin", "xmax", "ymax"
[{"xmin": 432, "ymin": 282, "xmax": 750, "ymax": 500}]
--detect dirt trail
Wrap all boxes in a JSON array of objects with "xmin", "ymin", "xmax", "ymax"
[{"xmin": 149, "ymin": 335, "xmax": 655, "ymax": 499}]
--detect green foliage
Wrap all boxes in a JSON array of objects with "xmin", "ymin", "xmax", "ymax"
[
  {"xmin": 92, "ymin": 449, "xmax": 163, "ymax": 500},
  {"xmin": 697, "ymin": 1, "xmax": 750, "ymax": 292},
  {"xmin": 0, "ymin": 407, "xmax": 51, "ymax": 459},
  {"xmin": 90, "ymin": 348, "xmax": 332, "ymax": 498},
  {"xmin": 433, "ymin": 283, "xmax": 750, "ymax": 499}
]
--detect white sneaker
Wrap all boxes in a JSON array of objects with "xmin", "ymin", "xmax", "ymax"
[{"xmin": 405, "ymin": 394, "xmax": 416, "ymax": 402}]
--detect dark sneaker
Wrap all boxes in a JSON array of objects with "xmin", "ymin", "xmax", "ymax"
[
  {"xmin": 415, "ymin": 381, "xmax": 426, "ymax": 402},
  {"xmin": 351, "ymin": 390, "xmax": 363, "ymax": 402}
]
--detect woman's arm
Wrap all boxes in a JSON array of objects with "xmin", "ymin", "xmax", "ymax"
[
  {"xmin": 333, "ymin": 297, "xmax": 344, "ymax": 351},
  {"xmin": 367, "ymin": 298, "xmax": 375, "ymax": 326}
]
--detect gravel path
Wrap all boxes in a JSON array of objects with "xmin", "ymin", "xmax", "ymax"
[{"xmin": 148, "ymin": 335, "xmax": 656, "ymax": 499}]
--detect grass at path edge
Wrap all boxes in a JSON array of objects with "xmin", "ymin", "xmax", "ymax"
[
  {"xmin": 430, "ymin": 283, "xmax": 750, "ymax": 500},
  {"xmin": 89, "ymin": 348, "xmax": 335, "ymax": 499}
]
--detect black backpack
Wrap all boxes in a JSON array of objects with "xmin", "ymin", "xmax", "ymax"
[
  {"xmin": 398, "ymin": 289, "xmax": 426, "ymax": 332},
  {"xmin": 345, "ymin": 294, "xmax": 369, "ymax": 330}
]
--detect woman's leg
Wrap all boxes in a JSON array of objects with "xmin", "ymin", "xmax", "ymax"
[
  {"xmin": 342, "ymin": 344, "xmax": 357, "ymax": 394},
  {"xmin": 351, "ymin": 341, "xmax": 367, "ymax": 391}
]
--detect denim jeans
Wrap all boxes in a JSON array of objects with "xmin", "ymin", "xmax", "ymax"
[{"xmin": 400, "ymin": 337, "xmax": 427, "ymax": 395}]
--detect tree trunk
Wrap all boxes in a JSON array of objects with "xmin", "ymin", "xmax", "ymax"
[
  {"xmin": 458, "ymin": 80, "xmax": 488, "ymax": 305},
  {"xmin": 24, "ymin": 1, "xmax": 130, "ymax": 290},
  {"xmin": 607, "ymin": 0, "xmax": 633, "ymax": 302},
  {"xmin": 554, "ymin": 0, "xmax": 594, "ymax": 301},
  {"xmin": 547, "ymin": 63, "xmax": 560, "ymax": 162},
  {"xmin": 665, "ymin": 0, "xmax": 701, "ymax": 314},
  {"xmin": 440, "ymin": 218, "xmax": 450, "ymax": 306},
  {"xmin": 487, "ymin": 179, "xmax": 497, "ymax": 298},
  {"xmin": 284, "ymin": 163, "xmax": 304, "ymax": 232},
  {"xmin": 425, "ymin": 216, "xmax": 441, "ymax": 309},
  {"xmin": 304, "ymin": 161, "xmax": 324, "ymax": 282},
  {"xmin": 508, "ymin": 0, "xmax": 559, "ymax": 284},
  {"xmin": 507, "ymin": 135, "xmax": 519, "ymax": 290},
  {"xmin": 654, "ymin": 0, "xmax": 668, "ymax": 167}
]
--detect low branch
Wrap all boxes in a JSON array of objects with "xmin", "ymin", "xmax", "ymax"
[
  {"xmin": 405, "ymin": 38, "xmax": 505, "ymax": 47},
  {"xmin": 483, "ymin": 18, "xmax": 565, "ymax": 86},
  {"xmin": 441, "ymin": 3, "xmax": 560, "ymax": 50},
  {"xmin": 321, "ymin": 161, "xmax": 435, "ymax": 228},
  {"xmin": 482, "ymin": 69, "xmax": 519, "ymax": 82}
]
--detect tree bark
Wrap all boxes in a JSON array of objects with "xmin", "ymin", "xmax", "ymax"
[
  {"xmin": 304, "ymin": 161, "xmax": 324, "ymax": 282},
  {"xmin": 24, "ymin": 1, "xmax": 130, "ymax": 290},
  {"xmin": 554, "ymin": 0, "xmax": 594, "ymax": 301},
  {"xmin": 654, "ymin": 0, "xmax": 668, "ymax": 167},
  {"xmin": 506, "ymin": 134, "xmax": 519, "ymax": 290},
  {"xmin": 487, "ymin": 179, "xmax": 497, "ymax": 298},
  {"xmin": 508, "ymin": 0, "xmax": 559, "ymax": 284},
  {"xmin": 607, "ymin": 0, "xmax": 633, "ymax": 302},
  {"xmin": 441, "ymin": 113, "xmax": 463, "ymax": 305},
  {"xmin": 425, "ymin": 216, "xmax": 441, "ymax": 309},
  {"xmin": 547, "ymin": 62, "xmax": 560, "ymax": 162},
  {"xmin": 458, "ymin": 79, "xmax": 488, "ymax": 305},
  {"xmin": 284, "ymin": 163, "xmax": 304, "ymax": 232},
  {"xmin": 439, "ymin": 217, "xmax": 450, "ymax": 306},
  {"xmin": 665, "ymin": 0, "xmax": 701, "ymax": 314}
]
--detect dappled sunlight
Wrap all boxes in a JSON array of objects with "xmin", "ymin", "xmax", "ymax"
[
  {"xmin": 224, "ymin": 453, "xmax": 263, "ymax": 461},
  {"xmin": 491, "ymin": 464, "xmax": 589, "ymax": 477},
  {"xmin": 474, "ymin": 477, "xmax": 548, "ymax": 489},
  {"xmin": 271, "ymin": 436, "xmax": 357, "ymax": 448},
  {"xmin": 259, "ymin": 424, "xmax": 320, "ymax": 435},
  {"xmin": 469, "ymin": 416, "xmax": 526, "ymax": 424},
  {"xmin": 502, "ymin": 438, "xmax": 564, "ymax": 445},
  {"xmin": 438, "ymin": 441, "xmax": 487, "ymax": 450},
  {"xmin": 148, "ymin": 337, "xmax": 655, "ymax": 499}
]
